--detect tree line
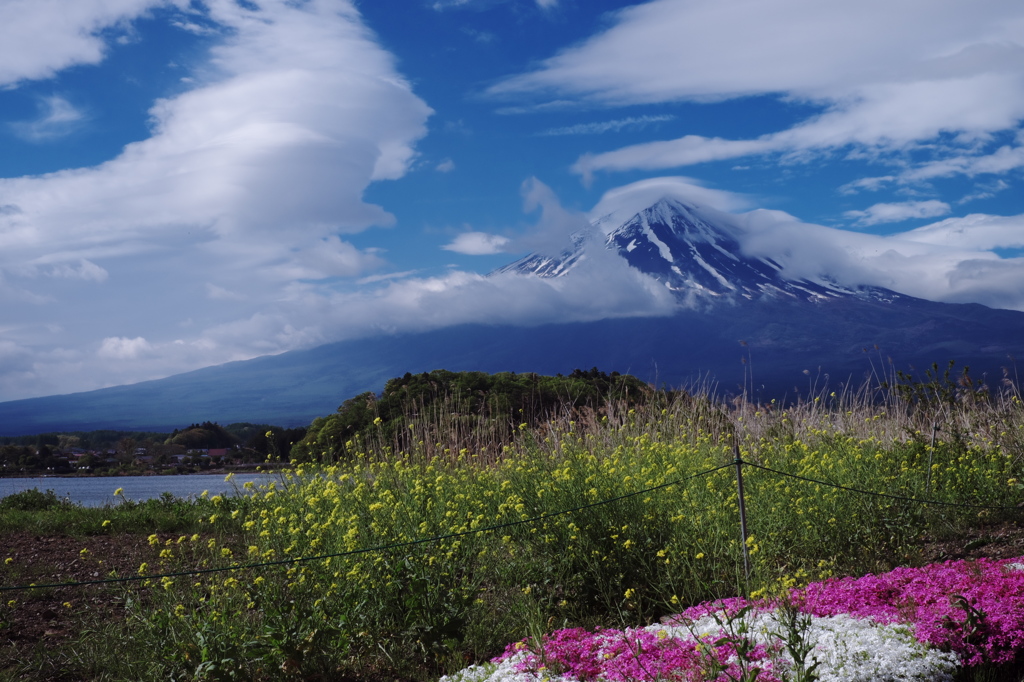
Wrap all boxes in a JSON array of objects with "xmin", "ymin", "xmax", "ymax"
[
  {"xmin": 290, "ymin": 368, "xmax": 654, "ymax": 461},
  {"xmin": 0, "ymin": 422, "xmax": 306, "ymax": 475}
]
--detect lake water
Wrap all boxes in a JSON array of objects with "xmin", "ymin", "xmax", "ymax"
[{"xmin": 0, "ymin": 472, "xmax": 282, "ymax": 507}]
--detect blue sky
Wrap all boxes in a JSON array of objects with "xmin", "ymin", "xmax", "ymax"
[{"xmin": 1, "ymin": 0, "xmax": 1023, "ymax": 401}]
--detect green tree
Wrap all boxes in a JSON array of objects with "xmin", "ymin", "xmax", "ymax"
[{"xmin": 291, "ymin": 369, "xmax": 652, "ymax": 461}]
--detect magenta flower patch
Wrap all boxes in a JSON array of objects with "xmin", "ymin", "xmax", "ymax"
[
  {"xmin": 795, "ymin": 556, "xmax": 1024, "ymax": 666},
  {"xmin": 441, "ymin": 556, "xmax": 1023, "ymax": 682}
]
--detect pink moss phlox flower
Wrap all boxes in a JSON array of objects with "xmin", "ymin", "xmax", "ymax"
[
  {"xmin": 597, "ymin": 628, "xmax": 701, "ymax": 681},
  {"xmin": 666, "ymin": 596, "xmax": 756, "ymax": 624},
  {"xmin": 497, "ymin": 628, "xmax": 607, "ymax": 679},
  {"xmin": 697, "ymin": 636, "xmax": 782, "ymax": 682},
  {"xmin": 495, "ymin": 621, "xmax": 785, "ymax": 682},
  {"xmin": 794, "ymin": 556, "xmax": 1024, "ymax": 666}
]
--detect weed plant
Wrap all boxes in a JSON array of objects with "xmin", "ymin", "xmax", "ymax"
[
  {"xmin": 0, "ymin": 488, "xmax": 240, "ymax": 537},
  {"xmin": 63, "ymin": 377, "xmax": 1024, "ymax": 680}
]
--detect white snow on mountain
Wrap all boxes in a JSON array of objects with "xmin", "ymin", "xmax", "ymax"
[
  {"xmin": 500, "ymin": 178, "xmax": 1024, "ymax": 313},
  {"xmin": 501, "ymin": 194, "xmax": 886, "ymax": 307}
]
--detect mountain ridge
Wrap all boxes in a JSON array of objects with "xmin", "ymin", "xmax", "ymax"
[
  {"xmin": 2, "ymin": 197, "xmax": 1023, "ymax": 435},
  {"xmin": 502, "ymin": 197, "xmax": 899, "ymax": 307}
]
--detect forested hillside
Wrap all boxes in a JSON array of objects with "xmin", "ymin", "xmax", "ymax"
[{"xmin": 290, "ymin": 368, "xmax": 654, "ymax": 461}]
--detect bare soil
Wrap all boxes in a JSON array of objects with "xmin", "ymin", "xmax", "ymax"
[
  {"xmin": 1, "ymin": 532, "xmax": 166, "ymax": 680},
  {"xmin": 918, "ymin": 519, "xmax": 1024, "ymax": 563}
]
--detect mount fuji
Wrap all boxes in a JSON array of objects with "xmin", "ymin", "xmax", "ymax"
[
  {"xmin": 2, "ymin": 198, "xmax": 1023, "ymax": 435},
  {"xmin": 501, "ymin": 197, "xmax": 902, "ymax": 307}
]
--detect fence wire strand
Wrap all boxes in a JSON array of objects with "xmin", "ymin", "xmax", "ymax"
[
  {"xmin": 3, "ymin": 457, "xmax": 1020, "ymax": 595},
  {"xmin": 741, "ymin": 460, "xmax": 1022, "ymax": 511},
  {"xmin": 1, "ymin": 463, "xmax": 735, "ymax": 594}
]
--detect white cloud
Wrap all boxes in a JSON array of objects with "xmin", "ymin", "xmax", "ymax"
[
  {"xmin": 171, "ymin": 19, "xmax": 219, "ymax": 36},
  {"xmin": 958, "ymin": 180, "xmax": 1010, "ymax": 204},
  {"xmin": 898, "ymin": 213, "xmax": 1024, "ymax": 251},
  {"xmin": 0, "ymin": 0, "xmax": 429, "ymax": 291},
  {"xmin": 239, "ymin": 251, "xmax": 678, "ymax": 349},
  {"xmin": 431, "ymin": 0, "xmax": 556, "ymax": 11},
  {"xmin": 11, "ymin": 95, "xmax": 87, "ymax": 141},
  {"xmin": 844, "ymin": 200, "xmax": 952, "ymax": 226},
  {"xmin": 587, "ymin": 176, "xmax": 753, "ymax": 233},
  {"xmin": 725, "ymin": 203, "xmax": 1024, "ymax": 312},
  {"xmin": 3, "ymin": 237, "xmax": 676, "ymax": 398},
  {"xmin": 0, "ymin": 0, "xmax": 178, "ymax": 87},
  {"xmin": 267, "ymin": 236, "xmax": 388, "ymax": 281},
  {"xmin": 495, "ymin": 99, "xmax": 580, "ymax": 116},
  {"xmin": 436, "ymin": 158, "xmax": 456, "ymax": 172},
  {"xmin": 839, "ymin": 176, "xmax": 897, "ymax": 195},
  {"xmin": 46, "ymin": 259, "xmax": 109, "ymax": 282},
  {"xmin": 903, "ymin": 140, "xmax": 1024, "ymax": 181},
  {"xmin": 0, "ymin": 0, "xmax": 431, "ymax": 400},
  {"xmin": 538, "ymin": 115, "xmax": 674, "ymax": 137},
  {"xmin": 573, "ymin": 136, "xmax": 774, "ymax": 182},
  {"xmin": 206, "ymin": 283, "xmax": 246, "ymax": 301},
  {"xmin": 356, "ymin": 270, "xmax": 420, "ymax": 285},
  {"xmin": 98, "ymin": 336, "xmax": 152, "ymax": 360},
  {"xmin": 491, "ymin": 0, "xmax": 1024, "ymax": 105},
  {"xmin": 511, "ymin": 177, "xmax": 594, "ymax": 255},
  {"xmin": 489, "ymin": 0, "xmax": 1024, "ymax": 180},
  {"xmin": 442, "ymin": 232, "xmax": 511, "ymax": 255},
  {"xmin": 0, "ymin": 175, "xmax": 683, "ymax": 400}
]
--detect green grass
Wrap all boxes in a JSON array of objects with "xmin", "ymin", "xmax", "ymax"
[{"xmin": 0, "ymin": 487, "xmax": 243, "ymax": 537}]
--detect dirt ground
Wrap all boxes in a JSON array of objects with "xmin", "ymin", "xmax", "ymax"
[
  {"xmin": 917, "ymin": 519, "xmax": 1024, "ymax": 563},
  {"xmin": 2, "ymin": 520, "xmax": 1023, "ymax": 680},
  {"xmin": 1, "ymin": 532, "xmax": 167, "ymax": 679}
]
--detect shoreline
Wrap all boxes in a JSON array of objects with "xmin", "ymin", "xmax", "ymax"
[{"xmin": 0, "ymin": 462, "xmax": 291, "ymax": 480}]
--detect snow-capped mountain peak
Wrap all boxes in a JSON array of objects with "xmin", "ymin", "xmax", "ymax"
[{"xmin": 498, "ymin": 196, "xmax": 868, "ymax": 304}]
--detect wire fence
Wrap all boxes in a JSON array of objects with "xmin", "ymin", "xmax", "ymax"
[{"xmin": 2, "ymin": 456, "xmax": 1021, "ymax": 594}]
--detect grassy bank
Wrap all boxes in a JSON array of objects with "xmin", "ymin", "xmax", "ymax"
[
  {"xmin": 2, "ymin": 385, "xmax": 1023, "ymax": 680},
  {"xmin": 0, "ymin": 487, "xmax": 238, "ymax": 536}
]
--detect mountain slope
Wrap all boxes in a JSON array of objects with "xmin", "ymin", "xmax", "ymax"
[
  {"xmin": 2, "ymin": 197, "xmax": 1023, "ymax": 435},
  {"xmin": 2, "ymin": 293, "xmax": 1022, "ymax": 435},
  {"xmin": 502, "ymin": 198, "xmax": 886, "ymax": 304}
]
